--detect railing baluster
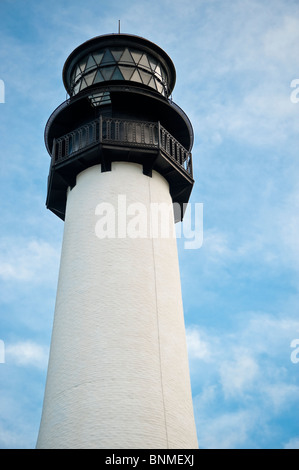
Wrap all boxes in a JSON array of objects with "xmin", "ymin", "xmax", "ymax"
[
  {"xmin": 51, "ymin": 117, "xmax": 192, "ymax": 177},
  {"xmin": 52, "ymin": 138, "xmax": 56, "ymax": 162},
  {"xmin": 99, "ymin": 115, "xmax": 102, "ymax": 143},
  {"xmin": 57, "ymin": 139, "xmax": 62, "ymax": 159}
]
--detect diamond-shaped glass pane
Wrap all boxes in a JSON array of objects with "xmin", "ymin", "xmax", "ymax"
[
  {"xmin": 101, "ymin": 66, "xmax": 115, "ymax": 80},
  {"xmin": 118, "ymin": 66, "xmax": 134, "ymax": 80},
  {"xmin": 79, "ymin": 57, "xmax": 88, "ymax": 72},
  {"xmin": 94, "ymin": 69, "xmax": 105, "ymax": 83},
  {"xmin": 93, "ymin": 51, "xmax": 104, "ymax": 65},
  {"xmin": 110, "ymin": 48, "xmax": 124, "ymax": 62},
  {"xmin": 139, "ymin": 54, "xmax": 151, "ymax": 70},
  {"xmin": 148, "ymin": 77, "xmax": 157, "ymax": 90},
  {"xmin": 139, "ymin": 69, "xmax": 152, "ymax": 85},
  {"xmin": 161, "ymin": 67, "xmax": 167, "ymax": 82},
  {"xmin": 80, "ymin": 78, "xmax": 88, "ymax": 91},
  {"xmin": 130, "ymin": 69, "xmax": 142, "ymax": 83},
  {"xmin": 85, "ymin": 54, "xmax": 97, "ymax": 71},
  {"xmin": 75, "ymin": 65, "xmax": 82, "ymax": 80},
  {"xmin": 111, "ymin": 67, "xmax": 124, "ymax": 80},
  {"xmin": 148, "ymin": 56, "xmax": 158, "ymax": 71},
  {"xmin": 101, "ymin": 49, "xmax": 116, "ymax": 65},
  {"xmin": 131, "ymin": 50, "xmax": 143, "ymax": 64},
  {"xmin": 73, "ymin": 82, "xmax": 80, "ymax": 95},
  {"xmin": 84, "ymin": 70, "xmax": 97, "ymax": 86},
  {"xmin": 154, "ymin": 64, "xmax": 162, "ymax": 79},
  {"xmin": 156, "ymin": 80, "xmax": 164, "ymax": 94},
  {"xmin": 119, "ymin": 48, "xmax": 135, "ymax": 64}
]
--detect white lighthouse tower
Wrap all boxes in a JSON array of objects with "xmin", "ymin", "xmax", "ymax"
[{"xmin": 37, "ymin": 33, "xmax": 198, "ymax": 449}]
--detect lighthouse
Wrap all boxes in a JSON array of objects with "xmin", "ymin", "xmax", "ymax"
[{"xmin": 37, "ymin": 32, "xmax": 198, "ymax": 449}]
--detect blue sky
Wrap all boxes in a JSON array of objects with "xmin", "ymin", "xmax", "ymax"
[{"xmin": 0, "ymin": 0, "xmax": 299, "ymax": 449}]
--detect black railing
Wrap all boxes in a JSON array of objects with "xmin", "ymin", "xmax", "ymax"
[{"xmin": 51, "ymin": 116, "xmax": 193, "ymax": 177}]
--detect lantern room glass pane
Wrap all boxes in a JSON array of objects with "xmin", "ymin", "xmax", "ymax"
[
  {"xmin": 85, "ymin": 54, "xmax": 97, "ymax": 71},
  {"xmin": 101, "ymin": 66, "xmax": 115, "ymax": 80},
  {"xmin": 139, "ymin": 69, "xmax": 152, "ymax": 85},
  {"xmin": 111, "ymin": 67, "xmax": 124, "ymax": 80},
  {"xmin": 131, "ymin": 50, "xmax": 143, "ymax": 64},
  {"xmin": 130, "ymin": 69, "xmax": 143, "ymax": 83},
  {"xmin": 94, "ymin": 69, "xmax": 105, "ymax": 83},
  {"xmin": 118, "ymin": 65, "xmax": 134, "ymax": 80},
  {"xmin": 154, "ymin": 64, "xmax": 162, "ymax": 79},
  {"xmin": 78, "ymin": 57, "xmax": 88, "ymax": 72},
  {"xmin": 156, "ymin": 80, "xmax": 164, "ymax": 94},
  {"xmin": 73, "ymin": 82, "xmax": 80, "ymax": 94},
  {"xmin": 119, "ymin": 48, "xmax": 135, "ymax": 64},
  {"xmin": 80, "ymin": 78, "xmax": 88, "ymax": 91},
  {"xmin": 101, "ymin": 49, "xmax": 116, "ymax": 65},
  {"xmin": 85, "ymin": 70, "xmax": 97, "ymax": 86},
  {"xmin": 148, "ymin": 77, "xmax": 157, "ymax": 90},
  {"xmin": 93, "ymin": 51, "xmax": 104, "ymax": 65},
  {"xmin": 139, "ymin": 54, "xmax": 151, "ymax": 70},
  {"xmin": 110, "ymin": 48, "xmax": 124, "ymax": 62},
  {"xmin": 148, "ymin": 56, "xmax": 158, "ymax": 71},
  {"xmin": 70, "ymin": 46, "xmax": 169, "ymax": 97}
]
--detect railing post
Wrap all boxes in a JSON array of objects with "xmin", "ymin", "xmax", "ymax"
[
  {"xmin": 57, "ymin": 139, "xmax": 62, "ymax": 160},
  {"xmin": 52, "ymin": 138, "xmax": 56, "ymax": 163},
  {"xmin": 157, "ymin": 121, "xmax": 161, "ymax": 151},
  {"xmin": 99, "ymin": 115, "xmax": 103, "ymax": 144},
  {"xmin": 172, "ymin": 139, "xmax": 175, "ymax": 159},
  {"xmin": 188, "ymin": 153, "xmax": 193, "ymax": 177}
]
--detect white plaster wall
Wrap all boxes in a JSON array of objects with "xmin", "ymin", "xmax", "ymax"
[{"xmin": 37, "ymin": 162, "xmax": 198, "ymax": 449}]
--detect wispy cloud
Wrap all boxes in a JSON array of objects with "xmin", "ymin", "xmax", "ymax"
[
  {"xmin": 284, "ymin": 437, "xmax": 299, "ymax": 449},
  {"xmin": 5, "ymin": 341, "xmax": 49, "ymax": 369},
  {"xmin": 189, "ymin": 311, "xmax": 299, "ymax": 448},
  {"xmin": 0, "ymin": 0, "xmax": 298, "ymax": 450},
  {"xmin": 0, "ymin": 238, "xmax": 60, "ymax": 283}
]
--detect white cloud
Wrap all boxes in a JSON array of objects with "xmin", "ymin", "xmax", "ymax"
[
  {"xmin": 6, "ymin": 341, "xmax": 49, "ymax": 369},
  {"xmin": 284, "ymin": 437, "xmax": 299, "ymax": 449},
  {"xmin": 263, "ymin": 383, "xmax": 299, "ymax": 414},
  {"xmin": 0, "ymin": 238, "xmax": 60, "ymax": 283},
  {"xmin": 190, "ymin": 311, "xmax": 299, "ymax": 447},
  {"xmin": 197, "ymin": 409, "xmax": 257, "ymax": 449},
  {"xmin": 220, "ymin": 354, "xmax": 259, "ymax": 399},
  {"xmin": 184, "ymin": 3, "xmax": 299, "ymax": 149},
  {"xmin": 186, "ymin": 327, "xmax": 210, "ymax": 360}
]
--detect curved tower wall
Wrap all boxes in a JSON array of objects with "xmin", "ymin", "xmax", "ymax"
[{"xmin": 36, "ymin": 162, "xmax": 198, "ymax": 449}]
